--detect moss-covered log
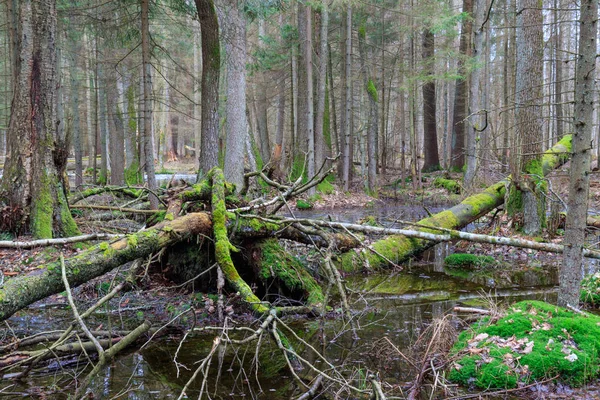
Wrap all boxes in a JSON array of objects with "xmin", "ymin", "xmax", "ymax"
[
  {"xmin": 338, "ymin": 135, "xmax": 572, "ymax": 271},
  {"xmin": 0, "ymin": 213, "xmax": 213, "ymax": 322},
  {"xmin": 245, "ymin": 239, "xmax": 324, "ymax": 307}
]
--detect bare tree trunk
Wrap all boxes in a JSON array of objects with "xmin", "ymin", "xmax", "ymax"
[
  {"xmin": 341, "ymin": 6, "xmax": 352, "ymax": 190},
  {"xmin": 256, "ymin": 19, "xmax": 271, "ymax": 164},
  {"xmin": 193, "ymin": 27, "xmax": 202, "ymax": 170},
  {"xmin": 314, "ymin": 2, "xmax": 329, "ymax": 171},
  {"xmin": 464, "ymin": 0, "xmax": 487, "ymax": 188},
  {"xmin": 421, "ymin": 28, "xmax": 440, "ymax": 173},
  {"xmin": 305, "ymin": 6, "xmax": 315, "ymax": 193},
  {"xmin": 85, "ymin": 33, "xmax": 96, "ymax": 173},
  {"xmin": 559, "ymin": 0, "xmax": 597, "ymax": 307},
  {"xmin": 196, "ymin": 0, "xmax": 220, "ymax": 176},
  {"xmin": 357, "ymin": 21, "xmax": 378, "ymax": 195},
  {"xmin": 141, "ymin": 0, "xmax": 158, "ymax": 208},
  {"xmin": 509, "ymin": 0, "xmax": 544, "ymax": 235},
  {"xmin": 107, "ymin": 68, "xmax": 125, "ymax": 185},
  {"xmin": 69, "ymin": 40, "xmax": 83, "ymax": 188},
  {"xmin": 450, "ymin": 0, "xmax": 473, "ymax": 170},
  {"xmin": 97, "ymin": 48, "xmax": 109, "ymax": 185},
  {"xmin": 218, "ymin": 0, "xmax": 248, "ymax": 191}
]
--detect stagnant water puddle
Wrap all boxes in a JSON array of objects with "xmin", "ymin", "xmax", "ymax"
[{"xmin": 1, "ymin": 249, "xmax": 564, "ymax": 399}]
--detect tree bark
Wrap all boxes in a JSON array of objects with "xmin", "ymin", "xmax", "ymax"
[
  {"xmin": 219, "ymin": 0, "xmax": 247, "ymax": 191},
  {"xmin": 559, "ymin": 0, "xmax": 597, "ymax": 307},
  {"xmin": 196, "ymin": 0, "xmax": 220, "ymax": 176},
  {"xmin": 314, "ymin": 2, "xmax": 329, "ymax": 173},
  {"xmin": 341, "ymin": 6, "xmax": 352, "ymax": 190},
  {"xmin": 421, "ymin": 28, "xmax": 440, "ymax": 173},
  {"xmin": 0, "ymin": 0, "xmax": 80, "ymax": 239},
  {"xmin": 509, "ymin": 0, "xmax": 544, "ymax": 235},
  {"xmin": 449, "ymin": 0, "xmax": 473, "ymax": 170},
  {"xmin": 141, "ymin": 0, "xmax": 158, "ymax": 209}
]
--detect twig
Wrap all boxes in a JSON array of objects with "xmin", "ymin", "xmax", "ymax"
[{"xmin": 0, "ymin": 233, "xmax": 121, "ymax": 249}]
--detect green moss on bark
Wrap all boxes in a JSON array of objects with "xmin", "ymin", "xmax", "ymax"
[{"xmin": 255, "ymin": 239, "xmax": 324, "ymax": 306}]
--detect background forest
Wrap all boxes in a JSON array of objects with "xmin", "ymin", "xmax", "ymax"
[{"xmin": 0, "ymin": 0, "xmax": 595, "ymax": 197}]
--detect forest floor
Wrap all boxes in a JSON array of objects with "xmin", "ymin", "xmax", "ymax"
[{"xmin": 4, "ymin": 160, "xmax": 600, "ymax": 398}]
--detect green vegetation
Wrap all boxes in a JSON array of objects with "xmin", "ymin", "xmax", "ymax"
[
  {"xmin": 296, "ymin": 199, "xmax": 313, "ymax": 209},
  {"xmin": 444, "ymin": 253, "xmax": 495, "ymax": 269},
  {"xmin": 449, "ymin": 300, "xmax": 600, "ymax": 389},
  {"xmin": 433, "ymin": 177, "xmax": 461, "ymax": 194},
  {"xmin": 256, "ymin": 239, "xmax": 324, "ymax": 306},
  {"xmin": 316, "ymin": 178, "xmax": 335, "ymax": 195},
  {"xmin": 580, "ymin": 272, "xmax": 600, "ymax": 306}
]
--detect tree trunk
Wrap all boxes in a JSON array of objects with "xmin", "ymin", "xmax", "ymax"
[
  {"xmin": 0, "ymin": 0, "xmax": 79, "ymax": 239},
  {"xmin": 314, "ymin": 2, "xmax": 329, "ymax": 172},
  {"xmin": 421, "ymin": 28, "xmax": 440, "ymax": 173},
  {"xmin": 193, "ymin": 27, "xmax": 202, "ymax": 170},
  {"xmin": 70, "ymin": 38, "xmax": 83, "ymax": 189},
  {"xmin": 341, "ymin": 6, "xmax": 352, "ymax": 190},
  {"xmin": 508, "ymin": 0, "xmax": 544, "ymax": 235},
  {"xmin": 450, "ymin": 0, "xmax": 473, "ymax": 170},
  {"xmin": 141, "ymin": 0, "xmax": 158, "ymax": 209},
  {"xmin": 357, "ymin": 22, "xmax": 378, "ymax": 195},
  {"xmin": 97, "ymin": 52, "xmax": 109, "ymax": 185},
  {"xmin": 464, "ymin": 0, "xmax": 486, "ymax": 188},
  {"xmin": 196, "ymin": 0, "xmax": 220, "ymax": 176},
  {"xmin": 219, "ymin": 0, "xmax": 247, "ymax": 191},
  {"xmin": 559, "ymin": 0, "xmax": 597, "ymax": 307},
  {"xmin": 107, "ymin": 68, "xmax": 125, "ymax": 185},
  {"xmin": 256, "ymin": 19, "xmax": 271, "ymax": 165}
]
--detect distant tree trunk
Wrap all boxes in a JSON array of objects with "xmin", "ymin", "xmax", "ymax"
[
  {"xmin": 341, "ymin": 6, "xmax": 352, "ymax": 190},
  {"xmin": 107, "ymin": 68, "xmax": 125, "ymax": 185},
  {"xmin": 327, "ymin": 44, "xmax": 339, "ymax": 158},
  {"xmin": 69, "ymin": 39, "xmax": 83, "ymax": 188},
  {"xmin": 314, "ymin": 1, "xmax": 329, "ymax": 171},
  {"xmin": 271, "ymin": 16, "xmax": 286, "ymax": 178},
  {"xmin": 219, "ymin": 0, "xmax": 247, "ymax": 191},
  {"xmin": 97, "ymin": 52, "xmax": 109, "ymax": 185},
  {"xmin": 85, "ymin": 33, "xmax": 95, "ymax": 173},
  {"xmin": 450, "ymin": 0, "xmax": 473, "ymax": 170},
  {"xmin": 141, "ymin": 0, "xmax": 158, "ymax": 209},
  {"xmin": 296, "ymin": 3, "xmax": 309, "ymax": 178},
  {"xmin": 357, "ymin": 21, "xmax": 378, "ymax": 195},
  {"xmin": 464, "ymin": 0, "xmax": 486, "ymax": 188},
  {"xmin": 508, "ymin": 0, "xmax": 544, "ymax": 235},
  {"xmin": 305, "ymin": 6, "xmax": 315, "ymax": 193},
  {"xmin": 193, "ymin": 27, "xmax": 202, "ymax": 170},
  {"xmin": 256, "ymin": 19, "xmax": 270, "ymax": 164},
  {"xmin": 421, "ymin": 28, "xmax": 440, "ymax": 173},
  {"xmin": 553, "ymin": 0, "xmax": 563, "ymax": 143},
  {"xmin": 195, "ymin": 0, "xmax": 220, "ymax": 177},
  {"xmin": 0, "ymin": 0, "xmax": 79, "ymax": 238},
  {"xmin": 559, "ymin": 0, "xmax": 597, "ymax": 307}
]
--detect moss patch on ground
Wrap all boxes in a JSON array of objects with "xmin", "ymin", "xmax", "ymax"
[
  {"xmin": 444, "ymin": 253, "xmax": 496, "ymax": 269},
  {"xmin": 296, "ymin": 199, "xmax": 313, "ymax": 209},
  {"xmin": 449, "ymin": 300, "xmax": 600, "ymax": 390}
]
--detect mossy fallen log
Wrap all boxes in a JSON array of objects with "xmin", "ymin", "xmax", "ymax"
[
  {"xmin": 338, "ymin": 135, "xmax": 572, "ymax": 271},
  {"xmin": 245, "ymin": 239, "xmax": 324, "ymax": 307},
  {"xmin": 0, "ymin": 213, "xmax": 213, "ymax": 322}
]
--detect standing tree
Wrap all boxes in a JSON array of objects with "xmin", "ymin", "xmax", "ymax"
[
  {"xmin": 0, "ymin": 0, "xmax": 80, "ymax": 238},
  {"xmin": 421, "ymin": 27, "xmax": 440, "ymax": 173},
  {"xmin": 141, "ymin": 0, "xmax": 159, "ymax": 209},
  {"xmin": 558, "ymin": 0, "xmax": 597, "ymax": 307},
  {"xmin": 195, "ymin": 0, "xmax": 220, "ymax": 176},
  {"xmin": 507, "ymin": 0, "xmax": 544, "ymax": 234},
  {"xmin": 220, "ymin": 0, "xmax": 248, "ymax": 190}
]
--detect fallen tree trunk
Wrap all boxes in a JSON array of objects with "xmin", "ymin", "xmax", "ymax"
[
  {"xmin": 0, "ymin": 213, "xmax": 213, "ymax": 322},
  {"xmin": 338, "ymin": 135, "xmax": 572, "ymax": 271}
]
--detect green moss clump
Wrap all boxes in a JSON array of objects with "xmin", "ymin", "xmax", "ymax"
[
  {"xmin": 296, "ymin": 199, "xmax": 313, "ymax": 210},
  {"xmin": 366, "ymin": 79, "xmax": 378, "ymax": 102},
  {"xmin": 444, "ymin": 253, "xmax": 495, "ymax": 269},
  {"xmin": 449, "ymin": 300, "xmax": 600, "ymax": 389},
  {"xmin": 256, "ymin": 239, "xmax": 324, "ymax": 306},
  {"xmin": 316, "ymin": 179, "xmax": 335, "ymax": 195},
  {"xmin": 433, "ymin": 177, "xmax": 461, "ymax": 194},
  {"xmin": 127, "ymin": 234, "xmax": 138, "ymax": 248},
  {"xmin": 124, "ymin": 160, "xmax": 143, "ymax": 185},
  {"xmin": 581, "ymin": 272, "xmax": 600, "ymax": 306}
]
